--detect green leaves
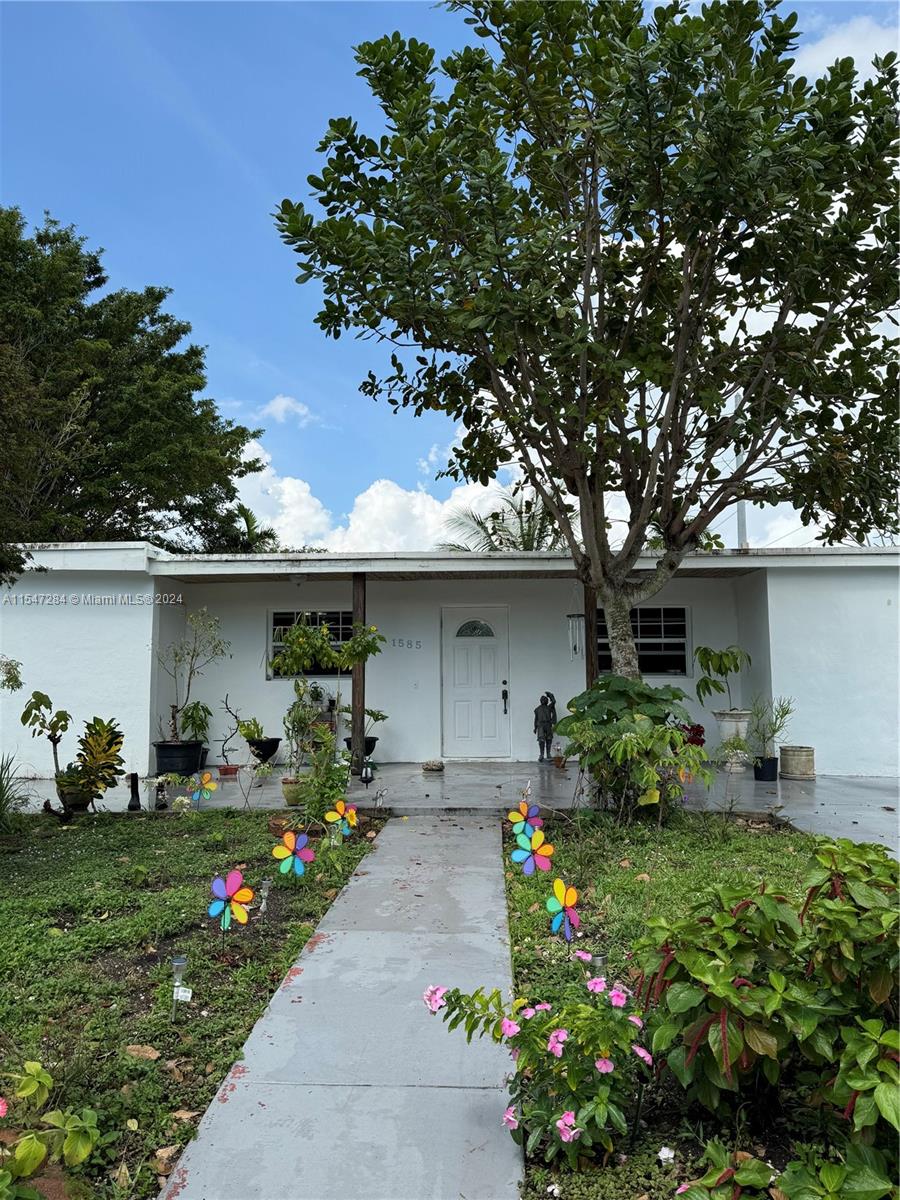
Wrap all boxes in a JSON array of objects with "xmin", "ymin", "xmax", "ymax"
[
  {"xmin": 873, "ymin": 1081, "xmax": 899, "ymax": 1132},
  {"xmin": 666, "ymin": 982, "xmax": 705, "ymax": 1014}
]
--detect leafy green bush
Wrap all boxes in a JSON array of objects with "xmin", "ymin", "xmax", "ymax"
[
  {"xmin": 0, "ymin": 1062, "xmax": 103, "ymax": 1188},
  {"xmin": 633, "ymin": 838, "xmax": 899, "ymax": 1151},
  {"xmin": 430, "ymin": 965, "xmax": 653, "ymax": 1167},
  {"xmin": 557, "ymin": 676, "xmax": 710, "ymax": 822}
]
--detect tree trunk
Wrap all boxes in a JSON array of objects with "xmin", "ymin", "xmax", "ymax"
[{"xmin": 601, "ymin": 588, "xmax": 641, "ymax": 680}]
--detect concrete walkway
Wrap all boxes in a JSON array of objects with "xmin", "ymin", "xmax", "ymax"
[{"xmin": 161, "ymin": 815, "xmax": 522, "ymax": 1200}]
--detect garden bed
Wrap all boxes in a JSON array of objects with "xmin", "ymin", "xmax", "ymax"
[
  {"xmin": 0, "ymin": 808, "xmax": 381, "ymax": 1198},
  {"xmin": 500, "ymin": 807, "xmax": 887, "ymax": 1199}
]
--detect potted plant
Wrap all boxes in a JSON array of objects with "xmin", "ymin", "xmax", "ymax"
[
  {"xmin": 155, "ymin": 609, "xmax": 230, "ymax": 775},
  {"xmin": 47, "ymin": 710, "xmax": 124, "ymax": 816},
  {"xmin": 291, "ymin": 729, "xmax": 351, "ymax": 826},
  {"xmin": 694, "ymin": 644, "xmax": 753, "ymax": 750},
  {"xmin": 747, "ymin": 695, "xmax": 794, "ymax": 781},
  {"xmin": 340, "ymin": 706, "xmax": 388, "ymax": 758},
  {"xmin": 218, "ymin": 695, "xmax": 241, "ymax": 777},
  {"xmin": 181, "ymin": 701, "xmax": 213, "ymax": 769},
  {"xmin": 237, "ymin": 717, "xmax": 281, "ymax": 764},
  {"xmin": 282, "ymin": 680, "xmax": 321, "ymax": 805}
]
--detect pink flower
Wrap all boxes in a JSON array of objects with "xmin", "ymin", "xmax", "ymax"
[
  {"xmin": 632, "ymin": 1045, "xmax": 653, "ymax": 1066},
  {"xmin": 0, "ymin": 1096, "xmax": 7, "ymax": 1119},
  {"xmin": 547, "ymin": 1028, "xmax": 569, "ymax": 1057},
  {"xmin": 676, "ymin": 1187, "xmax": 690, "ymax": 1195},
  {"xmin": 586, "ymin": 976, "xmax": 607, "ymax": 994},
  {"xmin": 574, "ymin": 949, "xmax": 592, "ymax": 962},
  {"xmin": 535, "ymin": 1003, "xmax": 552, "ymax": 1011},
  {"xmin": 520, "ymin": 1007, "xmax": 536, "ymax": 1019},
  {"xmin": 423, "ymin": 985, "xmax": 448, "ymax": 1013},
  {"xmin": 628, "ymin": 1015, "xmax": 644, "ymax": 1028},
  {"xmin": 501, "ymin": 1018, "xmax": 521, "ymax": 1038},
  {"xmin": 595, "ymin": 1057, "xmax": 614, "ymax": 1073},
  {"xmin": 608, "ymin": 987, "xmax": 628, "ymax": 1007},
  {"xmin": 502, "ymin": 1106, "xmax": 518, "ymax": 1130},
  {"xmin": 510, "ymin": 1048, "xmax": 520, "ymax": 1062},
  {"xmin": 556, "ymin": 1110, "xmax": 582, "ymax": 1142}
]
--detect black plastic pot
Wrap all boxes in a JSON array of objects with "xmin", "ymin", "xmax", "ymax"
[
  {"xmin": 200, "ymin": 747, "xmax": 209, "ymax": 769},
  {"xmin": 154, "ymin": 741, "xmax": 203, "ymax": 776},
  {"xmin": 247, "ymin": 736, "xmax": 280, "ymax": 764},
  {"xmin": 344, "ymin": 735, "xmax": 379, "ymax": 757},
  {"xmin": 753, "ymin": 756, "xmax": 778, "ymax": 782}
]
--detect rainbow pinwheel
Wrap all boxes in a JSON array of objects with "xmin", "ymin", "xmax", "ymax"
[
  {"xmin": 192, "ymin": 771, "xmax": 218, "ymax": 804},
  {"xmin": 511, "ymin": 828, "xmax": 554, "ymax": 875},
  {"xmin": 325, "ymin": 800, "xmax": 357, "ymax": 837},
  {"xmin": 546, "ymin": 878, "xmax": 580, "ymax": 941},
  {"xmin": 272, "ymin": 830, "xmax": 315, "ymax": 876},
  {"xmin": 208, "ymin": 870, "xmax": 254, "ymax": 930},
  {"xmin": 507, "ymin": 800, "xmax": 543, "ymax": 838}
]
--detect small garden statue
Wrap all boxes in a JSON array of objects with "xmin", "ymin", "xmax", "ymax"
[{"xmin": 533, "ymin": 694, "xmax": 555, "ymax": 763}]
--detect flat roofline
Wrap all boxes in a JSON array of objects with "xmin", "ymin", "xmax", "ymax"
[{"xmin": 15, "ymin": 541, "xmax": 899, "ymax": 581}]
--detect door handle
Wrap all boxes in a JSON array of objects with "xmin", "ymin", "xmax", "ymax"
[{"xmin": 501, "ymin": 680, "xmax": 508, "ymax": 715}]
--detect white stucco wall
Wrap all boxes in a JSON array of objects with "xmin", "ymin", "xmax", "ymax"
[
  {"xmin": 2, "ymin": 549, "xmax": 896, "ymax": 777},
  {"xmin": 0, "ymin": 569, "xmax": 156, "ymax": 776},
  {"xmin": 766, "ymin": 567, "xmax": 900, "ymax": 776},
  {"xmin": 735, "ymin": 570, "xmax": 773, "ymax": 704},
  {"xmin": 158, "ymin": 574, "xmax": 742, "ymax": 765}
]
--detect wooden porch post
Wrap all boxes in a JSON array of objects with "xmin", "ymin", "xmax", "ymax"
[
  {"xmin": 584, "ymin": 582, "xmax": 599, "ymax": 689},
  {"xmin": 351, "ymin": 572, "xmax": 366, "ymax": 774}
]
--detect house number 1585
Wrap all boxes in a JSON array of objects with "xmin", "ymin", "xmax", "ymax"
[{"xmin": 391, "ymin": 638, "xmax": 422, "ymax": 649}]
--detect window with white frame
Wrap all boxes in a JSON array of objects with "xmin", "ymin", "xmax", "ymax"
[
  {"xmin": 597, "ymin": 606, "xmax": 689, "ymax": 675},
  {"xmin": 269, "ymin": 610, "xmax": 353, "ymax": 677}
]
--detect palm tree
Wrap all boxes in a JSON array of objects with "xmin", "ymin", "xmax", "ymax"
[
  {"xmin": 438, "ymin": 489, "xmax": 568, "ymax": 552},
  {"xmin": 222, "ymin": 503, "xmax": 280, "ymax": 553}
]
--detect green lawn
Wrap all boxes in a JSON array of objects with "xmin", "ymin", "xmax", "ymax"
[
  {"xmin": 1, "ymin": 809, "xmax": 376, "ymax": 1198},
  {"xmin": 505, "ymin": 808, "xmax": 816, "ymax": 1199}
]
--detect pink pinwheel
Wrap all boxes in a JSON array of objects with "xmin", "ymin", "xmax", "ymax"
[
  {"xmin": 510, "ymin": 829, "xmax": 554, "ymax": 875},
  {"xmin": 208, "ymin": 870, "xmax": 254, "ymax": 931},
  {"xmin": 272, "ymin": 830, "xmax": 315, "ymax": 877}
]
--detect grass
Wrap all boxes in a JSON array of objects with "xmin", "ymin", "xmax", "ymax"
[
  {"xmin": 0, "ymin": 808, "xmax": 378, "ymax": 1198},
  {"xmin": 504, "ymin": 806, "xmax": 817, "ymax": 1199}
]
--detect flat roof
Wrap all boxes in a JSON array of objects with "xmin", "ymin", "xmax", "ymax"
[{"xmin": 15, "ymin": 541, "xmax": 900, "ymax": 582}]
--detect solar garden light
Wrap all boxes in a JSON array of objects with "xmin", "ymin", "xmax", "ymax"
[
  {"xmin": 257, "ymin": 878, "xmax": 273, "ymax": 918},
  {"xmin": 170, "ymin": 954, "xmax": 189, "ymax": 1022},
  {"xmin": 360, "ymin": 760, "xmax": 374, "ymax": 788}
]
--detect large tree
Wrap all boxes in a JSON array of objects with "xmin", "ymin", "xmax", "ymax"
[
  {"xmin": 277, "ymin": 0, "xmax": 899, "ymax": 676},
  {"xmin": 0, "ymin": 208, "xmax": 263, "ymax": 580}
]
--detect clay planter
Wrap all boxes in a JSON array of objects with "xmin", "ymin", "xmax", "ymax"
[
  {"xmin": 553, "ymin": 755, "xmax": 568, "ymax": 769},
  {"xmin": 56, "ymin": 783, "xmax": 93, "ymax": 813},
  {"xmin": 218, "ymin": 764, "xmax": 240, "ymax": 779},
  {"xmin": 780, "ymin": 745, "xmax": 815, "ymax": 780},
  {"xmin": 268, "ymin": 815, "xmax": 293, "ymax": 838},
  {"xmin": 281, "ymin": 778, "xmax": 304, "ymax": 806}
]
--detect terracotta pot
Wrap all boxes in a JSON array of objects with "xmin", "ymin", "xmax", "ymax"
[{"xmin": 218, "ymin": 765, "xmax": 240, "ymax": 779}]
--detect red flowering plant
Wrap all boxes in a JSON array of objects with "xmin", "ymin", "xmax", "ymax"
[{"xmin": 423, "ymin": 966, "xmax": 654, "ymax": 1168}]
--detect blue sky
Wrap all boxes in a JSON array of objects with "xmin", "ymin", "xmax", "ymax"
[{"xmin": 2, "ymin": 0, "xmax": 897, "ymax": 549}]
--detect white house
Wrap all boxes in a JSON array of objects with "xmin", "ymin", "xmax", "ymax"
[{"xmin": 1, "ymin": 542, "xmax": 897, "ymax": 778}]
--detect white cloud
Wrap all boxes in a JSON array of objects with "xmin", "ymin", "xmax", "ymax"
[
  {"xmin": 792, "ymin": 15, "xmax": 897, "ymax": 82},
  {"xmin": 237, "ymin": 439, "xmax": 504, "ymax": 551},
  {"xmin": 257, "ymin": 394, "xmax": 319, "ymax": 427}
]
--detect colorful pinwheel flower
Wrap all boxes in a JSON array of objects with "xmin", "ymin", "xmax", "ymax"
[
  {"xmin": 507, "ymin": 800, "xmax": 543, "ymax": 838},
  {"xmin": 325, "ymin": 800, "xmax": 357, "ymax": 836},
  {"xmin": 272, "ymin": 830, "xmax": 315, "ymax": 876},
  {"xmin": 546, "ymin": 878, "xmax": 580, "ymax": 941},
  {"xmin": 208, "ymin": 870, "xmax": 254, "ymax": 930},
  {"xmin": 511, "ymin": 828, "xmax": 554, "ymax": 875},
  {"xmin": 192, "ymin": 771, "xmax": 218, "ymax": 804}
]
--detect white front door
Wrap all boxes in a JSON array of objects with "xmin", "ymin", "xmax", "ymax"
[{"xmin": 441, "ymin": 607, "xmax": 510, "ymax": 758}]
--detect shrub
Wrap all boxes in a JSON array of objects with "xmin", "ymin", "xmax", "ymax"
[
  {"xmin": 633, "ymin": 838, "xmax": 899, "ymax": 1151},
  {"xmin": 557, "ymin": 676, "xmax": 711, "ymax": 822},
  {"xmin": 429, "ymin": 966, "xmax": 653, "ymax": 1167}
]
